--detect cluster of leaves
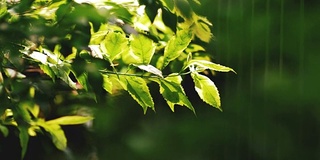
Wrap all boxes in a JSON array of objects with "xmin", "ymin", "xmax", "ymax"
[{"xmin": 0, "ymin": 0, "xmax": 234, "ymax": 158}]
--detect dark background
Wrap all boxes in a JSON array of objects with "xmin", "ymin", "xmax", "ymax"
[{"xmin": 90, "ymin": 0, "xmax": 320, "ymax": 160}]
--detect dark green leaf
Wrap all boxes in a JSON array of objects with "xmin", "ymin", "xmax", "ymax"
[
  {"xmin": 0, "ymin": 124, "xmax": 9, "ymax": 137},
  {"xmin": 18, "ymin": 126, "xmax": 29, "ymax": 159},
  {"xmin": 174, "ymin": 0, "xmax": 193, "ymax": 19}
]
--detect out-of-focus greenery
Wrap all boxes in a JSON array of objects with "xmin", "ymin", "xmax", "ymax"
[{"xmin": 90, "ymin": 0, "xmax": 320, "ymax": 160}]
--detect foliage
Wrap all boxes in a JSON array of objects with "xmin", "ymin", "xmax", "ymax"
[{"xmin": 0, "ymin": 0, "xmax": 233, "ymax": 158}]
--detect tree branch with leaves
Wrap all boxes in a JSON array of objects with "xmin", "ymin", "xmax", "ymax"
[{"xmin": 0, "ymin": 0, "xmax": 234, "ymax": 158}]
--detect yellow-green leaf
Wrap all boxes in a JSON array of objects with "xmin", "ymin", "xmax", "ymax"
[
  {"xmin": 191, "ymin": 72, "xmax": 221, "ymax": 111},
  {"xmin": 0, "ymin": 0, "xmax": 7, "ymax": 18},
  {"xmin": 36, "ymin": 119, "xmax": 67, "ymax": 150},
  {"xmin": 159, "ymin": 0, "xmax": 174, "ymax": 12},
  {"xmin": 119, "ymin": 76, "xmax": 154, "ymax": 114},
  {"xmin": 102, "ymin": 74, "xmax": 113, "ymax": 94},
  {"xmin": 158, "ymin": 77, "xmax": 195, "ymax": 113},
  {"xmin": 45, "ymin": 124, "xmax": 66, "ymax": 150},
  {"xmin": 102, "ymin": 31, "xmax": 128, "ymax": 61},
  {"xmin": 130, "ymin": 34, "xmax": 156, "ymax": 64},
  {"xmin": 193, "ymin": 16, "xmax": 213, "ymax": 42},
  {"xmin": 133, "ymin": 64, "xmax": 163, "ymax": 78},
  {"xmin": 185, "ymin": 60, "xmax": 236, "ymax": 73},
  {"xmin": 163, "ymin": 29, "xmax": 193, "ymax": 68},
  {"xmin": 46, "ymin": 116, "xmax": 94, "ymax": 125},
  {"xmin": 39, "ymin": 64, "xmax": 56, "ymax": 81}
]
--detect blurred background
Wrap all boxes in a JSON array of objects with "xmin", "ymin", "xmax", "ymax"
[{"xmin": 71, "ymin": 0, "xmax": 320, "ymax": 159}]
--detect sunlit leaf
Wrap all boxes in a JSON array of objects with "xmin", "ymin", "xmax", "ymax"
[
  {"xmin": 191, "ymin": 72, "xmax": 221, "ymax": 111},
  {"xmin": 46, "ymin": 116, "xmax": 94, "ymax": 125},
  {"xmin": 190, "ymin": 0, "xmax": 201, "ymax": 5},
  {"xmin": 50, "ymin": 63, "xmax": 77, "ymax": 89},
  {"xmin": 88, "ymin": 45, "xmax": 104, "ymax": 59},
  {"xmin": 91, "ymin": 30, "xmax": 108, "ymax": 44},
  {"xmin": 4, "ymin": 68, "xmax": 26, "ymax": 78},
  {"xmin": 185, "ymin": 44, "xmax": 205, "ymax": 53},
  {"xmin": 159, "ymin": 0, "xmax": 174, "ymax": 12},
  {"xmin": 157, "ymin": 76, "xmax": 195, "ymax": 113},
  {"xmin": 185, "ymin": 60, "xmax": 236, "ymax": 73},
  {"xmin": 46, "ymin": 124, "xmax": 66, "ymax": 150},
  {"xmin": 102, "ymin": 74, "xmax": 113, "ymax": 94},
  {"xmin": 37, "ymin": 119, "xmax": 67, "ymax": 150},
  {"xmin": 130, "ymin": 34, "xmax": 156, "ymax": 64},
  {"xmin": 0, "ymin": 0, "xmax": 7, "ymax": 18},
  {"xmin": 133, "ymin": 64, "xmax": 163, "ymax": 78},
  {"xmin": 102, "ymin": 31, "xmax": 128, "ymax": 61},
  {"xmin": 28, "ymin": 104, "xmax": 40, "ymax": 118},
  {"xmin": 119, "ymin": 76, "xmax": 154, "ymax": 113},
  {"xmin": 163, "ymin": 29, "xmax": 193, "ymax": 68},
  {"xmin": 39, "ymin": 64, "xmax": 56, "ymax": 81},
  {"xmin": 193, "ymin": 17, "xmax": 213, "ymax": 42}
]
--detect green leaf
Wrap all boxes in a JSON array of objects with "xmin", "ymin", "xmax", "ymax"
[
  {"xmin": 119, "ymin": 76, "xmax": 154, "ymax": 114},
  {"xmin": 159, "ymin": 0, "xmax": 175, "ymax": 12},
  {"xmin": 193, "ymin": 16, "xmax": 213, "ymax": 42},
  {"xmin": 163, "ymin": 29, "xmax": 193, "ymax": 68},
  {"xmin": 102, "ymin": 31, "xmax": 128, "ymax": 61},
  {"xmin": 0, "ymin": 0, "xmax": 7, "ymax": 18},
  {"xmin": 157, "ymin": 76, "xmax": 195, "ymax": 113},
  {"xmin": 133, "ymin": 64, "xmax": 163, "ymax": 78},
  {"xmin": 102, "ymin": 74, "xmax": 113, "ymax": 94},
  {"xmin": 130, "ymin": 34, "xmax": 156, "ymax": 64},
  {"xmin": 88, "ymin": 45, "xmax": 104, "ymax": 59},
  {"xmin": 191, "ymin": 72, "xmax": 221, "ymax": 111},
  {"xmin": 174, "ymin": 0, "xmax": 193, "ymax": 19},
  {"xmin": 185, "ymin": 44, "xmax": 206, "ymax": 53},
  {"xmin": 39, "ymin": 64, "xmax": 56, "ymax": 81},
  {"xmin": 4, "ymin": 68, "xmax": 26, "ymax": 78},
  {"xmin": 46, "ymin": 116, "xmax": 93, "ymax": 125},
  {"xmin": 50, "ymin": 64, "xmax": 77, "ymax": 89},
  {"xmin": 0, "ymin": 71, "xmax": 3, "ymax": 84},
  {"xmin": 18, "ymin": 126, "xmax": 29, "ymax": 159},
  {"xmin": 190, "ymin": 0, "xmax": 201, "ymax": 5},
  {"xmin": 28, "ymin": 103, "xmax": 40, "ymax": 118},
  {"xmin": 75, "ymin": 73, "xmax": 89, "ymax": 91},
  {"xmin": 46, "ymin": 124, "xmax": 66, "ymax": 150},
  {"xmin": 37, "ymin": 119, "xmax": 67, "ymax": 150},
  {"xmin": 185, "ymin": 60, "xmax": 236, "ymax": 73},
  {"xmin": 0, "ymin": 124, "xmax": 8, "ymax": 137}
]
